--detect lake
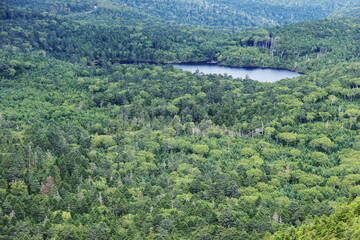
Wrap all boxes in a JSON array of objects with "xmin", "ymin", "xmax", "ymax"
[{"xmin": 173, "ymin": 63, "xmax": 301, "ymax": 82}]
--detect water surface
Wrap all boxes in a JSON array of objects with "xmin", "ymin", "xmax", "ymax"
[{"xmin": 173, "ymin": 63, "xmax": 301, "ymax": 82}]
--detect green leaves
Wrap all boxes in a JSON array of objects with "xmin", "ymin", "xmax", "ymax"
[
  {"xmin": 277, "ymin": 132, "xmax": 298, "ymax": 145},
  {"xmin": 0, "ymin": 3, "xmax": 359, "ymax": 239},
  {"xmin": 310, "ymin": 137, "xmax": 336, "ymax": 151},
  {"xmin": 10, "ymin": 180, "xmax": 28, "ymax": 196},
  {"xmin": 91, "ymin": 135, "xmax": 116, "ymax": 149},
  {"xmin": 270, "ymin": 197, "xmax": 360, "ymax": 239}
]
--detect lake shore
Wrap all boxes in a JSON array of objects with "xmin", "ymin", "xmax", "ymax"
[
  {"xmin": 89, "ymin": 59, "xmax": 305, "ymax": 74},
  {"xmin": 172, "ymin": 63, "xmax": 302, "ymax": 82}
]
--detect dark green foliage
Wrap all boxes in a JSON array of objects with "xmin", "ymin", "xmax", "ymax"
[
  {"xmin": 0, "ymin": 1, "xmax": 359, "ymax": 240},
  {"xmin": 1, "ymin": 6, "xmax": 358, "ymax": 73},
  {"xmin": 0, "ymin": 49, "xmax": 359, "ymax": 238},
  {"xmin": 9, "ymin": 0, "xmax": 359, "ymax": 27},
  {"xmin": 270, "ymin": 197, "xmax": 360, "ymax": 239}
]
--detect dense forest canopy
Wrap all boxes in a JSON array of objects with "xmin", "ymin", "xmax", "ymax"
[
  {"xmin": 0, "ymin": 0, "xmax": 359, "ymax": 239},
  {"xmin": 1, "ymin": 4, "xmax": 359, "ymax": 72},
  {"xmin": 6, "ymin": 0, "xmax": 360, "ymax": 27}
]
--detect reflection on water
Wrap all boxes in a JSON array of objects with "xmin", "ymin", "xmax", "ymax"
[{"xmin": 173, "ymin": 63, "xmax": 301, "ymax": 82}]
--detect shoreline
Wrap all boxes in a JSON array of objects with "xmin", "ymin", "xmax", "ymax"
[
  {"xmin": 90, "ymin": 59, "xmax": 305, "ymax": 75},
  {"xmin": 173, "ymin": 61, "xmax": 305, "ymax": 75}
]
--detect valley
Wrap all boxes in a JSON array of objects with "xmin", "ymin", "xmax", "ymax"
[{"xmin": 0, "ymin": 1, "xmax": 359, "ymax": 239}]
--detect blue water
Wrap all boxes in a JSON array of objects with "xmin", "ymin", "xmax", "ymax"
[{"xmin": 173, "ymin": 63, "xmax": 301, "ymax": 82}]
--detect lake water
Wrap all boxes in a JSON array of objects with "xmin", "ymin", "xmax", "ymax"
[{"xmin": 173, "ymin": 63, "xmax": 301, "ymax": 82}]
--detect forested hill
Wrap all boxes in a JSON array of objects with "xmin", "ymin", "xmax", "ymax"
[
  {"xmin": 1, "ymin": 4, "xmax": 359, "ymax": 73},
  {"xmin": 0, "ymin": 1, "xmax": 360, "ymax": 240},
  {"xmin": 121, "ymin": 0, "xmax": 360, "ymax": 27},
  {"xmin": 1, "ymin": 50, "xmax": 360, "ymax": 240},
  {"xmin": 7, "ymin": 0, "xmax": 360, "ymax": 27},
  {"xmin": 270, "ymin": 196, "xmax": 360, "ymax": 239}
]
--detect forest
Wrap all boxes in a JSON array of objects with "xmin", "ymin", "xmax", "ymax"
[
  {"xmin": 7, "ymin": 0, "xmax": 360, "ymax": 27},
  {"xmin": 0, "ymin": 0, "xmax": 360, "ymax": 239}
]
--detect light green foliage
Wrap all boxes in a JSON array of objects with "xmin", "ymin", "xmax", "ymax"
[
  {"xmin": 270, "ymin": 197, "xmax": 360, "ymax": 239},
  {"xmin": 310, "ymin": 137, "xmax": 336, "ymax": 151},
  {"xmin": 261, "ymin": 148, "xmax": 280, "ymax": 159},
  {"xmin": 277, "ymin": 132, "xmax": 298, "ymax": 145},
  {"xmin": 192, "ymin": 144, "xmax": 209, "ymax": 155},
  {"xmin": 310, "ymin": 152, "xmax": 330, "ymax": 166},
  {"xmin": 288, "ymin": 148, "xmax": 301, "ymax": 158},
  {"xmin": 246, "ymin": 169, "xmax": 264, "ymax": 185},
  {"xmin": 241, "ymin": 147, "xmax": 257, "ymax": 157},
  {"xmin": 298, "ymin": 188, "xmax": 324, "ymax": 202},
  {"xmin": 166, "ymin": 103, "xmax": 179, "ymax": 115},
  {"xmin": 91, "ymin": 135, "xmax": 116, "ymax": 148},
  {"xmin": 265, "ymin": 127, "xmax": 276, "ymax": 138},
  {"xmin": 0, "ymin": 1, "xmax": 359, "ymax": 239},
  {"xmin": 10, "ymin": 180, "xmax": 28, "ymax": 195},
  {"xmin": 296, "ymin": 171, "xmax": 324, "ymax": 186},
  {"xmin": 326, "ymin": 176, "xmax": 340, "ymax": 188}
]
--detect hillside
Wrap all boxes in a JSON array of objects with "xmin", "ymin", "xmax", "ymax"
[
  {"xmin": 270, "ymin": 197, "xmax": 360, "ymax": 239},
  {"xmin": 7, "ymin": 0, "xmax": 360, "ymax": 27},
  {"xmin": 0, "ymin": 1, "xmax": 360, "ymax": 239},
  {"xmin": 1, "ymin": 49, "xmax": 360, "ymax": 240},
  {"xmin": 1, "ymin": 5, "xmax": 359, "ymax": 73}
]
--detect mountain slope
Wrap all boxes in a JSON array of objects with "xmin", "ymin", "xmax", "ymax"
[
  {"xmin": 1, "ymin": 4, "xmax": 359, "ymax": 73},
  {"xmin": 269, "ymin": 197, "xmax": 360, "ymax": 239},
  {"xmin": 7, "ymin": 0, "xmax": 360, "ymax": 27},
  {"xmin": 0, "ymin": 1, "xmax": 359, "ymax": 240},
  {"xmin": 0, "ymin": 48, "xmax": 359, "ymax": 239}
]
